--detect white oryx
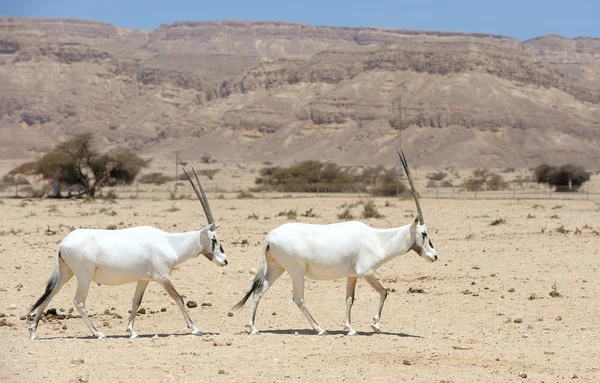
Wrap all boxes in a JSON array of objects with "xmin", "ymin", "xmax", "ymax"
[
  {"xmin": 234, "ymin": 150, "xmax": 437, "ymax": 335},
  {"xmin": 28, "ymin": 168, "xmax": 227, "ymax": 340}
]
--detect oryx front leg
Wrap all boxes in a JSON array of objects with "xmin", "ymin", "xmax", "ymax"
[
  {"xmin": 126, "ymin": 280, "xmax": 149, "ymax": 338},
  {"xmin": 73, "ymin": 275, "xmax": 105, "ymax": 339},
  {"xmin": 247, "ymin": 263, "xmax": 284, "ymax": 335},
  {"xmin": 344, "ymin": 277, "xmax": 358, "ymax": 336},
  {"xmin": 291, "ymin": 270, "xmax": 327, "ymax": 335},
  {"xmin": 160, "ymin": 280, "xmax": 202, "ymax": 335},
  {"xmin": 364, "ymin": 274, "xmax": 388, "ymax": 333}
]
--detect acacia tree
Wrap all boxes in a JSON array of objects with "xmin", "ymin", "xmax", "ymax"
[
  {"xmin": 534, "ymin": 164, "xmax": 590, "ymax": 192},
  {"xmin": 10, "ymin": 133, "xmax": 149, "ymax": 198}
]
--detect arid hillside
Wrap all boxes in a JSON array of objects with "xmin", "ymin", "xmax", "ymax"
[{"xmin": 1, "ymin": 18, "xmax": 599, "ymax": 167}]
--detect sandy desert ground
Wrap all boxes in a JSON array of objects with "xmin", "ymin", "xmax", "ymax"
[{"xmin": 0, "ymin": 192, "xmax": 599, "ymax": 382}]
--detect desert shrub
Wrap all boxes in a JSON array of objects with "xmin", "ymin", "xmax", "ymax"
[
  {"xmin": 426, "ymin": 171, "xmax": 447, "ymax": 181},
  {"xmin": 534, "ymin": 163, "xmax": 590, "ymax": 192},
  {"xmin": 197, "ymin": 169, "xmax": 219, "ymax": 180},
  {"xmin": 463, "ymin": 169, "xmax": 508, "ymax": 191},
  {"xmin": 301, "ymin": 208, "xmax": 318, "ymax": 218},
  {"xmin": 236, "ymin": 191, "xmax": 255, "ymax": 199},
  {"xmin": 104, "ymin": 190, "xmax": 118, "ymax": 200},
  {"xmin": 139, "ymin": 172, "xmax": 172, "ymax": 185},
  {"xmin": 371, "ymin": 168, "xmax": 406, "ymax": 196},
  {"xmin": 337, "ymin": 207, "xmax": 355, "ymax": 220},
  {"xmin": 362, "ymin": 200, "xmax": 383, "ymax": 218},
  {"xmin": 255, "ymin": 161, "xmax": 361, "ymax": 192},
  {"xmin": 277, "ymin": 209, "xmax": 297, "ymax": 220}
]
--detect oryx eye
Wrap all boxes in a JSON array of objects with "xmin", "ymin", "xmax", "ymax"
[{"xmin": 422, "ymin": 232, "xmax": 427, "ymax": 239}]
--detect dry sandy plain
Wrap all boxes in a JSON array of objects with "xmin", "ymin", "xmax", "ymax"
[{"xmin": 1, "ymin": 186, "xmax": 599, "ymax": 382}]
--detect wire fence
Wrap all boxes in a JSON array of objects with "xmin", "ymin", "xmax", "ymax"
[{"xmin": 1, "ymin": 182, "xmax": 597, "ymax": 201}]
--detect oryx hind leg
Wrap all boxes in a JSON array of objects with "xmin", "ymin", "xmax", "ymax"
[
  {"xmin": 290, "ymin": 270, "xmax": 327, "ymax": 335},
  {"xmin": 364, "ymin": 274, "xmax": 388, "ymax": 333},
  {"xmin": 247, "ymin": 260, "xmax": 284, "ymax": 335},
  {"xmin": 29, "ymin": 264, "xmax": 74, "ymax": 340}
]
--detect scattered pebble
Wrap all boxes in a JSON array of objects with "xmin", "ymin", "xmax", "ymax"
[
  {"xmin": 271, "ymin": 312, "xmax": 277, "ymax": 316},
  {"xmin": 7, "ymin": 304, "xmax": 17, "ymax": 311},
  {"xmin": 573, "ymin": 374, "xmax": 578, "ymax": 379},
  {"xmin": 186, "ymin": 301, "xmax": 198, "ymax": 308},
  {"xmin": 200, "ymin": 302, "xmax": 212, "ymax": 307},
  {"xmin": 137, "ymin": 308, "xmax": 146, "ymax": 315},
  {"xmin": 103, "ymin": 321, "xmax": 110, "ymax": 327},
  {"xmin": 76, "ymin": 373, "xmax": 90, "ymax": 382},
  {"xmin": 218, "ymin": 369, "xmax": 226, "ymax": 375},
  {"xmin": 160, "ymin": 308, "xmax": 167, "ymax": 312},
  {"xmin": 62, "ymin": 324, "xmax": 67, "ymax": 330},
  {"xmin": 472, "ymin": 266, "xmax": 480, "ymax": 270},
  {"xmin": 103, "ymin": 309, "xmax": 110, "ymax": 315},
  {"xmin": 19, "ymin": 316, "xmax": 26, "ymax": 321},
  {"xmin": 403, "ymin": 360, "xmax": 411, "ymax": 366},
  {"xmin": 555, "ymin": 316, "xmax": 562, "ymax": 321},
  {"xmin": 227, "ymin": 312, "xmax": 234, "ymax": 317},
  {"xmin": 519, "ymin": 372, "xmax": 527, "ymax": 378},
  {"xmin": 514, "ymin": 318, "xmax": 523, "ymax": 323},
  {"xmin": 407, "ymin": 287, "xmax": 425, "ymax": 294},
  {"xmin": 508, "ymin": 288, "xmax": 515, "ymax": 293}
]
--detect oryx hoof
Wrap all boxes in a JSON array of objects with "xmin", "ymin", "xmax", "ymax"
[
  {"xmin": 346, "ymin": 329, "xmax": 357, "ymax": 336},
  {"xmin": 128, "ymin": 332, "xmax": 139, "ymax": 339},
  {"xmin": 370, "ymin": 323, "xmax": 382, "ymax": 333},
  {"xmin": 250, "ymin": 329, "xmax": 260, "ymax": 335},
  {"xmin": 317, "ymin": 329, "xmax": 329, "ymax": 336},
  {"xmin": 28, "ymin": 328, "xmax": 38, "ymax": 340},
  {"xmin": 94, "ymin": 332, "xmax": 106, "ymax": 339},
  {"xmin": 191, "ymin": 328, "xmax": 204, "ymax": 336}
]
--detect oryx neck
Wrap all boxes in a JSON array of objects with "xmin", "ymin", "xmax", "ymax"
[
  {"xmin": 372, "ymin": 223, "xmax": 414, "ymax": 263},
  {"xmin": 167, "ymin": 230, "xmax": 203, "ymax": 266}
]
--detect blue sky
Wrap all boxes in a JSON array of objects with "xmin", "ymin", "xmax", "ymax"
[{"xmin": 3, "ymin": 0, "xmax": 599, "ymax": 40}]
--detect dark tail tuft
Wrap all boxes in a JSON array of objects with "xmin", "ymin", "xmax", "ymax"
[
  {"xmin": 232, "ymin": 271, "xmax": 265, "ymax": 311},
  {"xmin": 232, "ymin": 244, "xmax": 268, "ymax": 311},
  {"xmin": 29, "ymin": 270, "xmax": 59, "ymax": 314}
]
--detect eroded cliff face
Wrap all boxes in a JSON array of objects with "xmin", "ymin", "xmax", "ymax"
[{"xmin": 0, "ymin": 18, "xmax": 598, "ymax": 167}]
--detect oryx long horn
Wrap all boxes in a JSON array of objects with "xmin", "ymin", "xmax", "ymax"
[
  {"xmin": 397, "ymin": 150, "xmax": 424, "ymax": 225},
  {"xmin": 182, "ymin": 167, "xmax": 215, "ymax": 229}
]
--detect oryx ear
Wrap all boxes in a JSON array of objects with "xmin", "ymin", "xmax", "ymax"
[
  {"xmin": 214, "ymin": 224, "xmax": 221, "ymax": 230},
  {"xmin": 412, "ymin": 215, "xmax": 419, "ymax": 228}
]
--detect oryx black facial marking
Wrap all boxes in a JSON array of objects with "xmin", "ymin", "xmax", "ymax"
[{"xmin": 422, "ymin": 232, "xmax": 434, "ymax": 249}]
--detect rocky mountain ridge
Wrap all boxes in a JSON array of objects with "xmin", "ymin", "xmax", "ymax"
[{"xmin": 0, "ymin": 18, "xmax": 599, "ymax": 167}]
